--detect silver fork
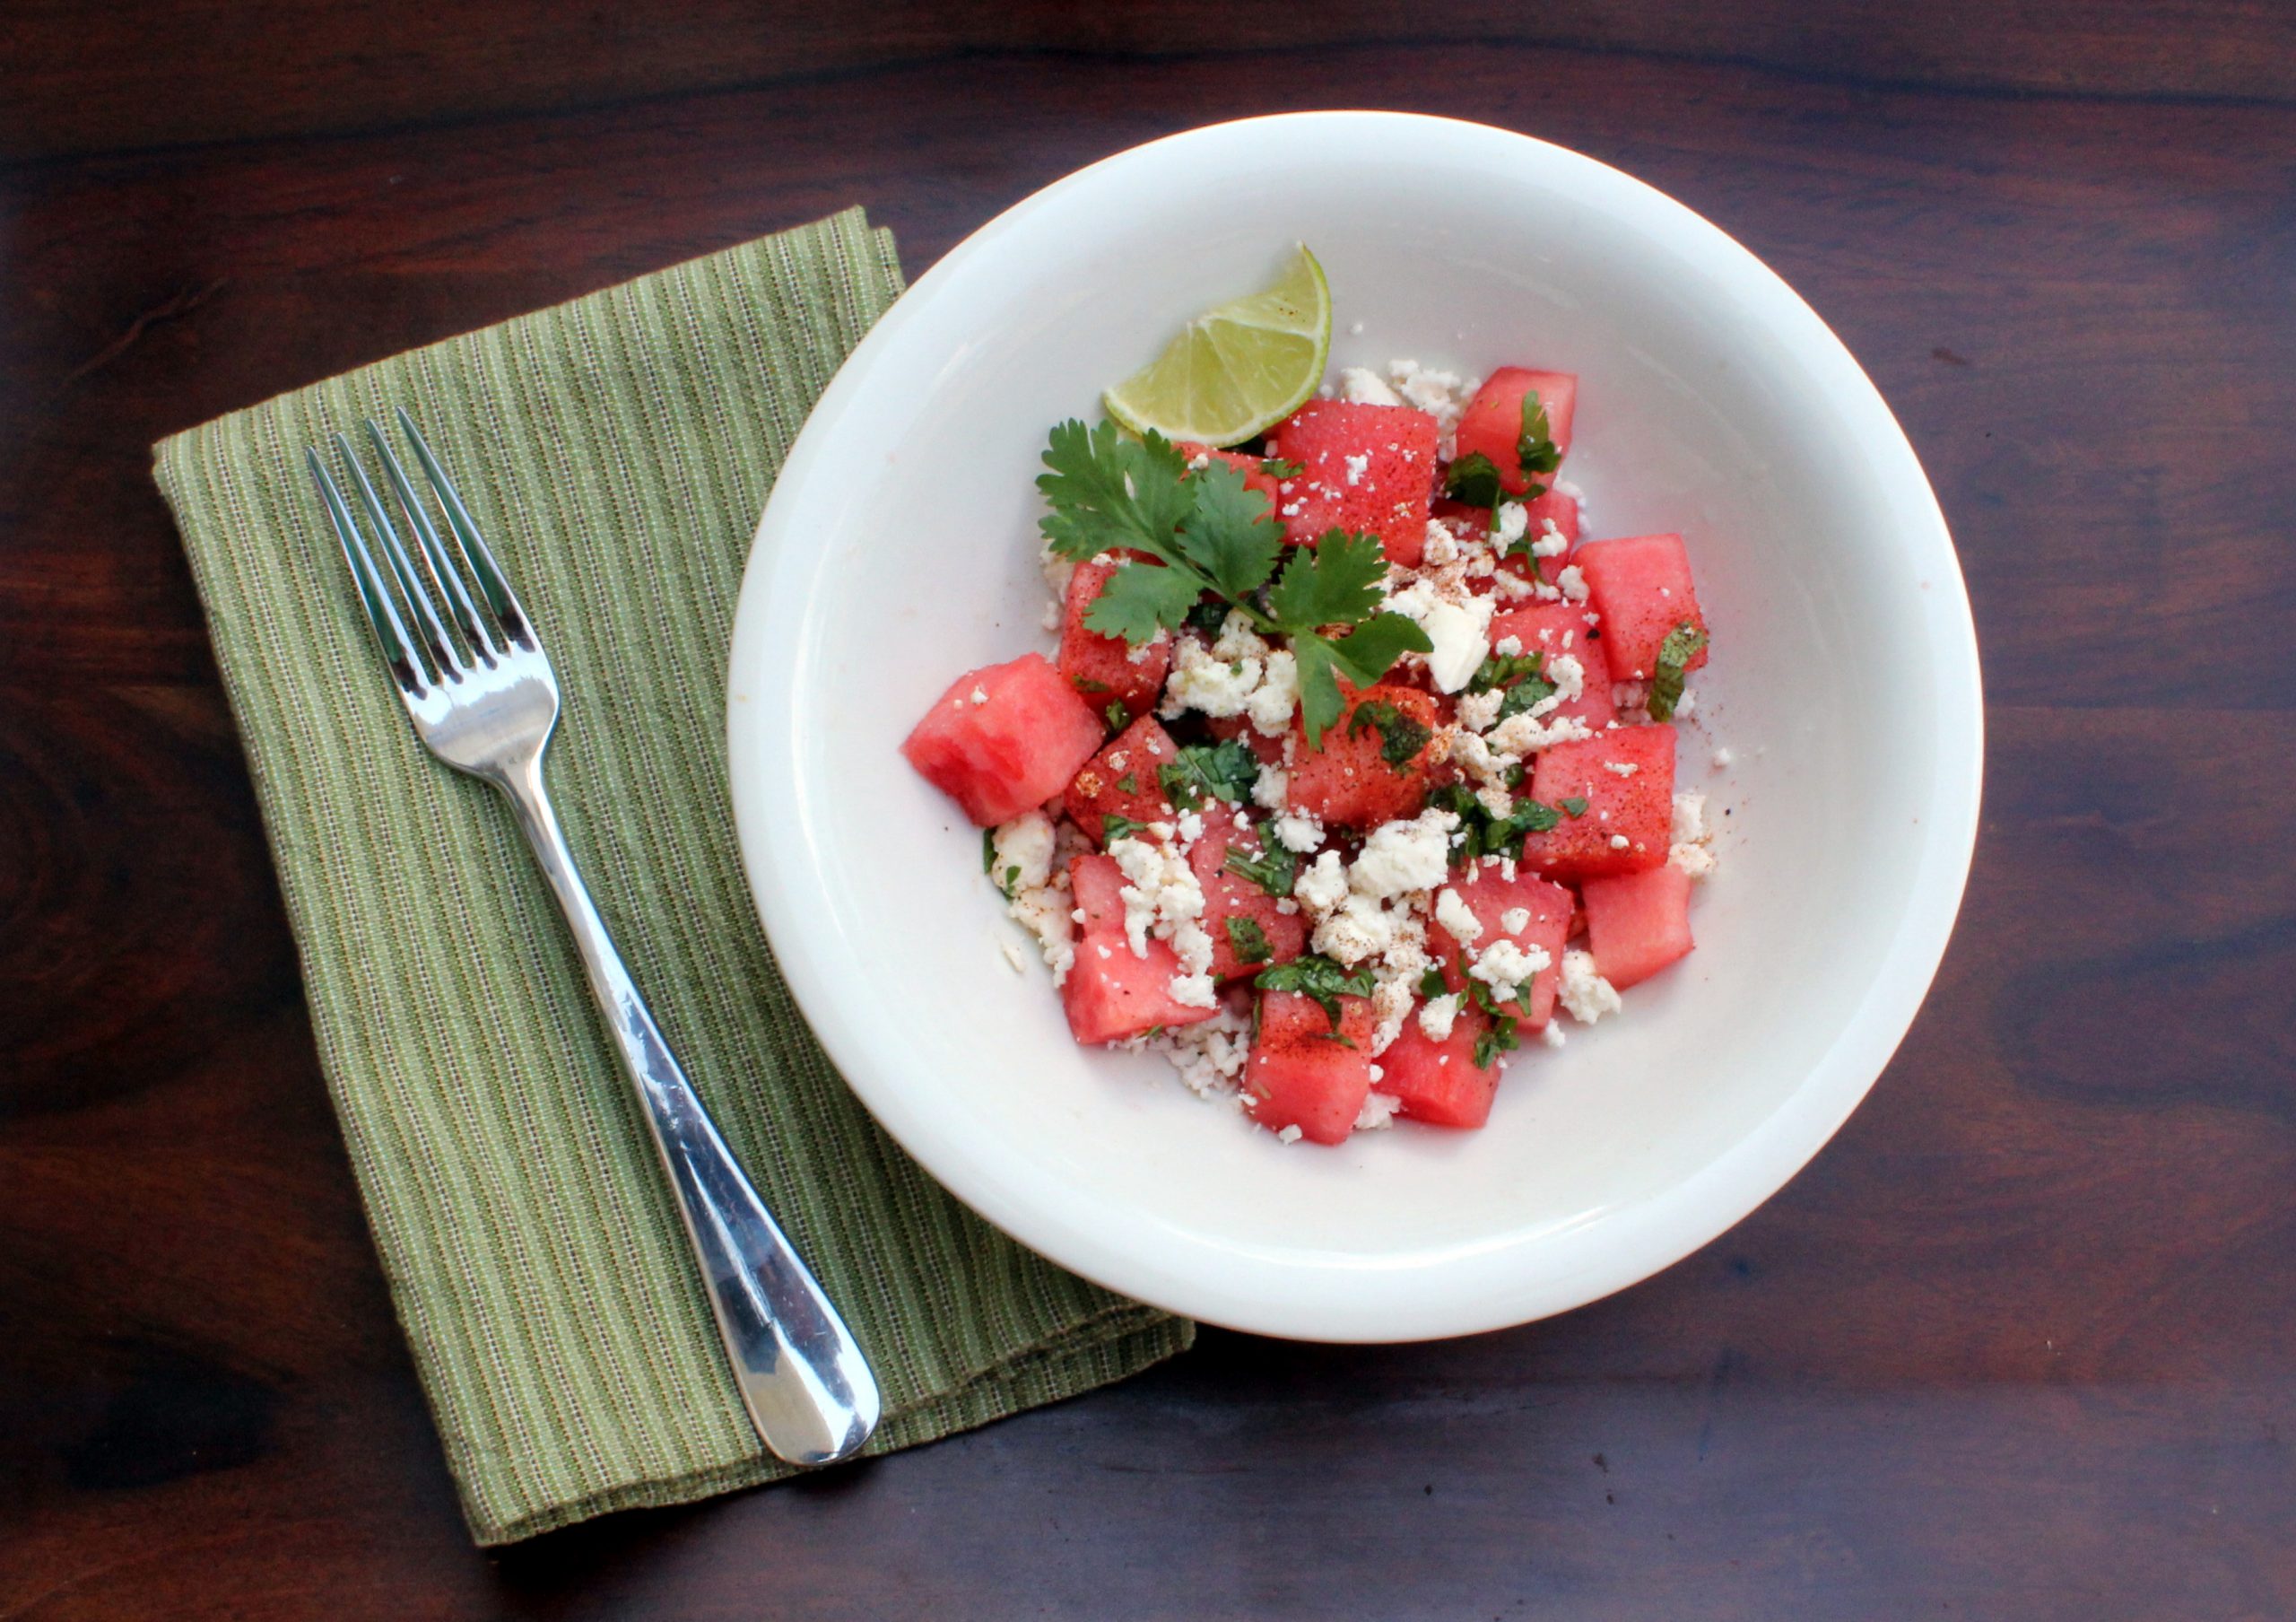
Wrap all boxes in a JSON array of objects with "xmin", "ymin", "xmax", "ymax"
[{"xmin": 306, "ymin": 408, "xmax": 879, "ymax": 1466}]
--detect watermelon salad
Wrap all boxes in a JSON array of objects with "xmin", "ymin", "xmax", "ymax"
[{"xmin": 902, "ymin": 352, "xmax": 1725, "ymax": 1146}]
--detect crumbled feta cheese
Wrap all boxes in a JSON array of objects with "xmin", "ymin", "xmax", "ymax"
[
  {"xmin": 969, "ymin": 685, "xmax": 988, "ymax": 705},
  {"xmin": 989, "ymin": 810, "xmax": 1057, "ymax": 894},
  {"xmin": 1420, "ymin": 597, "xmax": 1493, "ymax": 693},
  {"xmin": 1434, "ymin": 886, "xmax": 1482, "ymax": 943},
  {"xmin": 1500, "ymin": 906, "xmax": 1532, "ymax": 935},
  {"xmin": 1339, "ymin": 366, "xmax": 1403, "ymax": 406},
  {"xmin": 1673, "ymin": 685, "xmax": 1697, "ymax": 718},
  {"xmin": 1313, "ymin": 892, "xmax": 1396, "ymax": 965},
  {"xmin": 1608, "ymin": 833, "xmax": 1631, "ymax": 850},
  {"xmin": 1000, "ymin": 939, "xmax": 1028, "ymax": 973},
  {"xmin": 1418, "ymin": 993, "xmax": 1461, "ymax": 1042},
  {"xmin": 1557, "ymin": 563, "xmax": 1590, "ymax": 603},
  {"xmin": 1387, "ymin": 359, "xmax": 1472, "ymax": 452},
  {"xmin": 1040, "ymin": 596, "xmax": 1062, "ymax": 632},
  {"xmin": 1492, "ymin": 500, "xmax": 1528, "ymax": 553},
  {"xmin": 1486, "ymin": 710, "xmax": 1593, "ymax": 756},
  {"xmin": 1355, "ymin": 1092, "xmax": 1401, "ymax": 1131},
  {"xmin": 1455, "ymin": 688, "xmax": 1504, "ymax": 732},
  {"xmin": 1274, "ymin": 812, "xmax": 1326, "ymax": 854},
  {"xmin": 1605, "ymin": 761, "xmax": 1639, "ymax": 778},
  {"xmin": 1671, "ymin": 792, "xmax": 1709, "ymax": 846},
  {"xmin": 1493, "ymin": 635, "xmax": 1523, "ymax": 658},
  {"xmin": 1713, "ymin": 746, "xmax": 1735, "ymax": 768},
  {"xmin": 1351, "ymin": 808, "xmax": 1458, "ymax": 898},
  {"xmin": 1294, "ymin": 850, "xmax": 1351, "ymax": 913},
  {"xmin": 1421, "ymin": 519, "xmax": 1459, "ymax": 567},
  {"xmin": 1276, "ymin": 1124, "xmax": 1304, "ymax": 1144},
  {"xmin": 1540, "ymin": 1020, "xmax": 1566, "ymax": 1049},
  {"xmin": 1246, "ymin": 649, "xmax": 1298, "ymax": 736},
  {"xmin": 1252, "ymin": 765, "xmax": 1290, "ymax": 812},
  {"xmin": 1008, "ymin": 878, "xmax": 1076, "ymax": 985},
  {"xmin": 1161, "ymin": 635, "xmax": 1261, "ymax": 720},
  {"xmin": 1160, "ymin": 1007, "xmax": 1252, "ymax": 1099},
  {"xmin": 1469, "ymin": 938, "xmax": 1550, "ymax": 1003},
  {"xmin": 1669, "ymin": 842, "xmax": 1716, "ymax": 879},
  {"xmin": 1343, "ymin": 451, "xmax": 1370, "ymax": 486},
  {"xmin": 1109, "ymin": 834, "xmax": 1211, "ymax": 989},
  {"xmin": 1532, "ymin": 519, "xmax": 1569, "ymax": 560},
  {"xmin": 1559, "ymin": 948, "xmax": 1622, "ymax": 1024}
]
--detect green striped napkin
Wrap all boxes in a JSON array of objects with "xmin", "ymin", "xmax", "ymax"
[{"xmin": 151, "ymin": 207, "xmax": 1191, "ymax": 1546}]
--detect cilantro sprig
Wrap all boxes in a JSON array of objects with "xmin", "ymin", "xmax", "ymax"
[
  {"xmin": 1429, "ymin": 782, "xmax": 1562, "ymax": 863},
  {"xmin": 1225, "ymin": 916, "xmax": 1274, "ymax": 966},
  {"xmin": 1648, "ymin": 622, "xmax": 1709, "ymax": 721},
  {"xmin": 1037, "ymin": 421, "xmax": 1430, "ymax": 746},
  {"xmin": 1222, "ymin": 821, "xmax": 1298, "ymax": 897},
  {"xmin": 1442, "ymin": 452, "xmax": 1506, "ymax": 509},
  {"xmin": 1516, "ymin": 390, "xmax": 1561, "ymax": 494},
  {"xmin": 1159, "ymin": 738, "xmax": 1260, "ymax": 812},
  {"xmin": 1253, "ymin": 953, "xmax": 1376, "ymax": 1042}
]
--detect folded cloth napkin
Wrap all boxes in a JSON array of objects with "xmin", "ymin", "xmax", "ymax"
[{"xmin": 151, "ymin": 207, "xmax": 1191, "ymax": 1546}]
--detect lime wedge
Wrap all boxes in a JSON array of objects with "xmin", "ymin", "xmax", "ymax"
[{"xmin": 1103, "ymin": 245, "xmax": 1330, "ymax": 448}]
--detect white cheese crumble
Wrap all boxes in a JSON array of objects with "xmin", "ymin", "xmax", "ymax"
[
  {"xmin": 1713, "ymin": 746, "xmax": 1735, "ymax": 768},
  {"xmin": 1671, "ymin": 792, "xmax": 1709, "ymax": 845},
  {"xmin": 1354, "ymin": 1092, "xmax": 1402, "ymax": 1131},
  {"xmin": 1252, "ymin": 765, "xmax": 1290, "ymax": 812},
  {"xmin": 1492, "ymin": 500, "xmax": 1528, "ymax": 553},
  {"xmin": 969, "ymin": 685, "xmax": 988, "ymax": 705},
  {"xmin": 1604, "ymin": 761, "xmax": 1639, "ymax": 778},
  {"xmin": 1276, "ymin": 1124, "xmax": 1304, "ymax": 1145},
  {"xmin": 1350, "ymin": 808, "xmax": 1458, "ymax": 899},
  {"xmin": 1455, "ymin": 688, "xmax": 1503, "ymax": 732},
  {"xmin": 1418, "ymin": 993, "xmax": 1461, "ymax": 1042},
  {"xmin": 1500, "ymin": 906, "xmax": 1532, "ymax": 935},
  {"xmin": 1339, "ymin": 366, "xmax": 1403, "ymax": 406},
  {"xmin": 1420, "ymin": 597, "xmax": 1493, "ymax": 693},
  {"xmin": 1108, "ymin": 833, "xmax": 1215, "ymax": 1007},
  {"xmin": 1669, "ymin": 843, "xmax": 1717, "ymax": 879},
  {"xmin": 1608, "ymin": 833, "xmax": 1631, "ymax": 850},
  {"xmin": 1434, "ymin": 886, "xmax": 1482, "ymax": 943},
  {"xmin": 1246, "ymin": 649, "xmax": 1298, "ymax": 736},
  {"xmin": 1157, "ymin": 1006, "xmax": 1253, "ymax": 1100},
  {"xmin": 1343, "ymin": 451, "xmax": 1370, "ymax": 486},
  {"xmin": 1540, "ymin": 1021, "xmax": 1567, "ymax": 1049},
  {"xmin": 1274, "ymin": 811, "xmax": 1326, "ymax": 854},
  {"xmin": 1293, "ymin": 850, "xmax": 1351, "ymax": 914},
  {"xmin": 1008, "ymin": 877, "xmax": 1075, "ymax": 985},
  {"xmin": 989, "ymin": 810, "xmax": 1057, "ymax": 894},
  {"xmin": 1421, "ymin": 519, "xmax": 1460, "ymax": 567},
  {"xmin": 1000, "ymin": 939, "xmax": 1028, "ymax": 973},
  {"xmin": 1559, "ymin": 948, "xmax": 1622, "ymax": 1025},
  {"xmin": 1556, "ymin": 563, "xmax": 1590, "ymax": 603},
  {"xmin": 1387, "ymin": 358, "xmax": 1472, "ymax": 453},
  {"xmin": 1469, "ymin": 938, "xmax": 1550, "ymax": 1003}
]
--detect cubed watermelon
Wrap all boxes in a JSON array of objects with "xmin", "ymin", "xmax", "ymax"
[
  {"xmin": 903, "ymin": 653, "xmax": 1106, "ymax": 826},
  {"xmin": 1189, "ymin": 806, "xmax": 1308, "ymax": 981},
  {"xmin": 1493, "ymin": 487, "xmax": 1581, "ymax": 588},
  {"xmin": 1057, "ymin": 557, "xmax": 1173, "ymax": 719},
  {"xmin": 1581, "ymin": 863, "xmax": 1695, "ymax": 989},
  {"xmin": 1205, "ymin": 712, "xmax": 1289, "ymax": 768},
  {"xmin": 1061, "ymin": 854, "xmax": 1216, "ymax": 1044},
  {"xmin": 1288, "ymin": 682, "xmax": 1439, "ymax": 828},
  {"xmin": 1178, "ymin": 441, "xmax": 1284, "ymax": 516},
  {"xmin": 1245, "ymin": 990, "xmax": 1375, "ymax": 1145},
  {"xmin": 1518, "ymin": 725, "xmax": 1676, "ymax": 879},
  {"xmin": 1265, "ymin": 400, "xmax": 1439, "ymax": 568},
  {"xmin": 1455, "ymin": 368, "xmax": 1578, "ymax": 496},
  {"xmin": 1571, "ymin": 533, "xmax": 1708, "ymax": 681},
  {"xmin": 1064, "ymin": 715, "xmax": 1181, "ymax": 844},
  {"xmin": 1485, "ymin": 602, "xmax": 1614, "ymax": 732},
  {"xmin": 1378, "ymin": 1006, "xmax": 1501, "ymax": 1128},
  {"xmin": 1426, "ymin": 864, "xmax": 1575, "ymax": 1028}
]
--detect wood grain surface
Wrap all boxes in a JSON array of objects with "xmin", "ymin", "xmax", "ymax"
[{"xmin": 3, "ymin": 4, "xmax": 2292, "ymax": 1618}]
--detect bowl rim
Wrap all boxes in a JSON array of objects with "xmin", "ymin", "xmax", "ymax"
[{"xmin": 726, "ymin": 110, "xmax": 1984, "ymax": 1341}]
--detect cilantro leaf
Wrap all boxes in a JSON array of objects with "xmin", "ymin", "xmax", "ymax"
[
  {"xmin": 1428, "ymin": 781, "xmax": 1561, "ymax": 862},
  {"xmin": 1516, "ymin": 390, "xmax": 1561, "ymax": 491},
  {"xmin": 1418, "ymin": 964, "xmax": 1449, "ymax": 999},
  {"xmin": 1472, "ymin": 1013, "xmax": 1520, "ymax": 1069},
  {"xmin": 1080, "ymin": 560, "xmax": 1200, "ymax": 646},
  {"xmin": 1105, "ymin": 699, "xmax": 1131, "ymax": 732},
  {"xmin": 1560, "ymin": 795, "xmax": 1588, "ymax": 817},
  {"xmin": 1443, "ymin": 452, "xmax": 1506, "ymax": 509},
  {"xmin": 1322, "ymin": 612, "xmax": 1431, "ymax": 687},
  {"xmin": 1264, "ymin": 530, "xmax": 1389, "ymax": 632},
  {"xmin": 1222, "ymin": 822, "xmax": 1298, "ymax": 897},
  {"xmin": 998, "ymin": 864, "xmax": 1022, "ymax": 901},
  {"xmin": 1254, "ymin": 953, "xmax": 1377, "ymax": 1041},
  {"xmin": 1225, "ymin": 916, "xmax": 1274, "ymax": 966},
  {"xmin": 1347, "ymin": 699, "xmax": 1433, "ymax": 767},
  {"xmin": 1470, "ymin": 650, "xmax": 1544, "ymax": 693},
  {"xmin": 1036, "ymin": 419, "xmax": 1194, "ymax": 563},
  {"xmin": 1288, "ymin": 612, "xmax": 1434, "ymax": 751},
  {"xmin": 1100, "ymin": 812, "xmax": 1150, "ymax": 844},
  {"xmin": 1174, "ymin": 460, "xmax": 1284, "ymax": 600},
  {"xmin": 1494, "ymin": 673, "xmax": 1559, "ymax": 724},
  {"xmin": 1159, "ymin": 738, "xmax": 1260, "ymax": 811},
  {"xmin": 1648, "ymin": 622, "xmax": 1709, "ymax": 721},
  {"xmin": 981, "ymin": 828, "xmax": 996, "ymax": 876},
  {"xmin": 1259, "ymin": 457, "xmax": 1302, "ymax": 478}
]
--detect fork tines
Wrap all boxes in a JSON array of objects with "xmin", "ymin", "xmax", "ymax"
[{"xmin": 305, "ymin": 409, "xmax": 534, "ymax": 696}]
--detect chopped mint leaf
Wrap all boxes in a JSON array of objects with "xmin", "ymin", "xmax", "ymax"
[
  {"xmin": 1105, "ymin": 699, "xmax": 1131, "ymax": 732},
  {"xmin": 1516, "ymin": 390, "xmax": 1561, "ymax": 493},
  {"xmin": 1115, "ymin": 772, "xmax": 1137, "ymax": 794},
  {"xmin": 999, "ymin": 864, "xmax": 1022, "ymax": 901},
  {"xmin": 1260, "ymin": 457, "xmax": 1302, "ymax": 478},
  {"xmin": 1074, "ymin": 676, "xmax": 1109, "ymax": 693},
  {"xmin": 981, "ymin": 828, "xmax": 996, "ymax": 876},
  {"xmin": 1561, "ymin": 795, "xmax": 1589, "ymax": 817},
  {"xmin": 1493, "ymin": 672, "xmax": 1559, "ymax": 724},
  {"xmin": 1472, "ymin": 1012, "xmax": 1521, "ymax": 1069},
  {"xmin": 1442, "ymin": 451, "xmax": 1506, "ymax": 509},
  {"xmin": 1648, "ymin": 622, "xmax": 1709, "ymax": 721},
  {"xmin": 1347, "ymin": 698, "xmax": 1433, "ymax": 768},
  {"xmin": 1184, "ymin": 597, "xmax": 1231, "ymax": 636},
  {"xmin": 1100, "ymin": 812, "xmax": 1149, "ymax": 844},
  {"xmin": 1159, "ymin": 738, "xmax": 1260, "ymax": 811},
  {"xmin": 1225, "ymin": 916, "xmax": 1274, "ymax": 966},
  {"xmin": 1469, "ymin": 650, "xmax": 1544, "ymax": 693},
  {"xmin": 1426, "ymin": 780, "xmax": 1561, "ymax": 861},
  {"xmin": 1254, "ymin": 953, "xmax": 1376, "ymax": 1041},
  {"xmin": 1418, "ymin": 964, "xmax": 1448, "ymax": 999},
  {"xmin": 1222, "ymin": 822, "xmax": 1298, "ymax": 897}
]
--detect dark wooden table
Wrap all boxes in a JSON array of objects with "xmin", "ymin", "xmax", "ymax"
[{"xmin": 5, "ymin": 4, "xmax": 2292, "ymax": 1616}]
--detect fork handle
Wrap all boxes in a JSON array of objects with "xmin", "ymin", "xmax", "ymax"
[{"xmin": 492, "ymin": 751, "xmax": 882, "ymax": 1466}]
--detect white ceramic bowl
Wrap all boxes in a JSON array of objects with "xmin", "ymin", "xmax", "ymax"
[{"xmin": 726, "ymin": 112, "xmax": 1981, "ymax": 1341}]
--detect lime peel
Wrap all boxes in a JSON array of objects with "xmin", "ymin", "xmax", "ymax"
[{"xmin": 1102, "ymin": 245, "xmax": 1331, "ymax": 448}]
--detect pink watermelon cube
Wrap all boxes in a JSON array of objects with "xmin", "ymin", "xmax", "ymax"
[
  {"xmin": 1519, "ymin": 725, "xmax": 1676, "ymax": 879},
  {"xmin": 1426, "ymin": 863, "xmax": 1575, "ymax": 1028},
  {"xmin": 1455, "ymin": 368, "xmax": 1578, "ymax": 495},
  {"xmin": 1288, "ymin": 681, "xmax": 1439, "ymax": 829},
  {"xmin": 1064, "ymin": 714, "xmax": 1181, "ymax": 845},
  {"xmin": 1060, "ymin": 854, "xmax": 1217, "ymax": 1044},
  {"xmin": 903, "ymin": 652, "xmax": 1106, "ymax": 826},
  {"xmin": 1572, "ymin": 533, "xmax": 1708, "ymax": 682},
  {"xmin": 1057, "ymin": 557, "xmax": 1173, "ymax": 719},
  {"xmin": 1188, "ymin": 806, "xmax": 1308, "ymax": 981},
  {"xmin": 1265, "ymin": 400, "xmax": 1439, "ymax": 568},
  {"xmin": 1485, "ymin": 602, "xmax": 1614, "ymax": 733},
  {"xmin": 1581, "ymin": 864, "xmax": 1695, "ymax": 989},
  {"xmin": 1377, "ymin": 1006, "xmax": 1501, "ymax": 1128},
  {"xmin": 1244, "ymin": 990, "xmax": 1375, "ymax": 1145}
]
